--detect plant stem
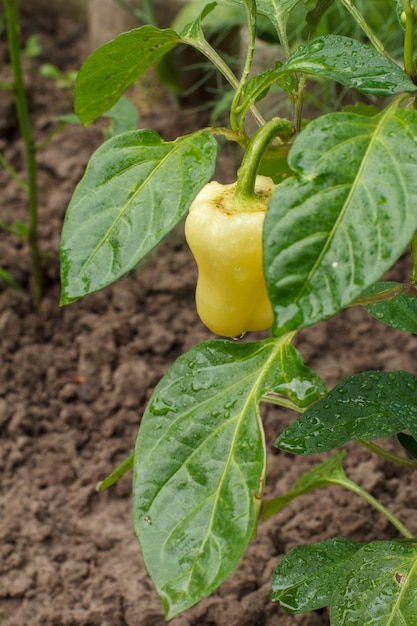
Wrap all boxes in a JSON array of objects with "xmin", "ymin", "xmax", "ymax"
[
  {"xmin": 181, "ymin": 36, "xmax": 266, "ymax": 128},
  {"xmin": 230, "ymin": 0, "xmax": 256, "ymax": 132},
  {"xmin": 293, "ymin": 73, "xmax": 306, "ymax": 133},
  {"xmin": 403, "ymin": 0, "xmax": 416, "ymax": 79},
  {"xmin": 359, "ymin": 439, "xmax": 417, "ymax": 471},
  {"xmin": 339, "ymin": 0, "xmax": 396, "ymax": 63},
  {"xmin": 4, "ymin": 0, "xmax": 42, "ymax": 301},
  {"xmin": 234, "ymin": 117, "xmax": 294, "ymax": 202},
  {"xmin": 412, "ymin": 230, "xmax": 417, "ymax": 283},
  {"xmin": 341, "ymin": 476, "xmax": 414, "ymax": 539}
]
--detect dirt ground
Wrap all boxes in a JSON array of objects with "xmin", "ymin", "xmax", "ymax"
[{"xmin": 1, "ymin": 9, "xmax": 417, "ymax": 626}]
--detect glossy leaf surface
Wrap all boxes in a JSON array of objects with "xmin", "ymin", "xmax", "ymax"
[
  {"xmin": 331, "ymin": 542, "xmax": 417, "ymax": 624},
  {"xmin": 263, "ymin": 450, "xmax": 347, "ymax": 519},
  {"xmin": 275, "ymin": 371, "xmax": 417, "ymax": 455},
  {"xmin": 270, "ymin": 537, "xmax": 362, "ymax": 613},
  {"xmin": 363, "ymin": 281, "xmax": 417, "ymax": 334},
  {"xmin": 283, "ymin": 35, "xmax": 417, "ymax": 96},
  {"xmin": 60, "ymin": 129, "xmax": 217, "ymax": 303},
  {"xmin": 75, "ymin": 26, "xmax": 181, "ymax": 125},
  {"xmin": 264, "ymin": 107, "xmax": 417, "ymax": 334},
  {"xmin": 271, "ymin": 539, "xmax": 417, "ymax": 624},
  {"xmin": 133, "ymin": 337, "xmax": 325, "ymax": 618}
]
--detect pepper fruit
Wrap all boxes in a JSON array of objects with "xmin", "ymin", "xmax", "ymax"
[{"xmin": 185, "ymin": 175, "xmax": 276, "ymax": 337}]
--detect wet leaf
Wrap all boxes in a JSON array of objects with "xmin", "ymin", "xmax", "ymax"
[
  {"xmin": 363, "ymin": 281, "xmax": 417, "ymax": 334},
  {"xmin": 133, "ymin": 337, "xmax": 325, "ymax": 618},
  {"xmin": 75, "ymin": 26, "xmax": 181, "ymax": 126},
  {"xmin": 270, "ymin": 538, "xmax": 362, "ymax": 613},
  {"xmin": 60, "ymin": 129, "xmax": 217, "ymax": 303},
  {"xmin": 271, "ymin": 539, "xmax": 417, "ymax": 623},
  {"xmin": 331, "ymin": 541, "xmax": 417, "ymax": 624},
  {"xmin": 282, "ymin": 35, "xmax": 416, "ymax": 96},
  {"xmin": 275, "ymin": 371, "xmax": 417, "ymax": 455},
  {"xmin": 264, "ymin": 106, "xmax": 417, "ymax": 334}
]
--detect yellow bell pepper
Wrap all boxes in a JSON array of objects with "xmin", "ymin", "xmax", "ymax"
[{"xmin": 185, "ymin": 175, "xmax": 275, "ymax": 337}]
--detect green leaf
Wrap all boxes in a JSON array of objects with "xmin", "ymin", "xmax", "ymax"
[
  {"xmin": 397, "ymin": 432, "xmax": 417, "ymax": 461},
  {"xmin": 133, "ymin": 337, "xmax": 325, "ymax": 618},
  {"xmin": 241, "ymin": 66, "xmax": 297, "ymax": 114},
  {"xmin": 282, "ymin": 35, "xmax": 417, "ymax": 96},
  {"xmin": 270, "ymin": 538, "xmax": 362, "ymax": 613},
  {"xmin": 271, "ymin": 539, "xmax": 417, "ymax": 623},
  {"xmin": 331, "ymin": 541, "xmax": 417, "ymax": 624},
  {"xmin": 74, "ymin": 26, "xmax": 181, "ymax": 126},
  {"xmin": 60, "ymin": 129, "xmax": 217, "ymax": 304},
  {"xmin": 263, "ymin": 450, "xmax": 347, "ymax": 519},
  {"xmin": 264, "ymin": 106, "xmax": 417, "ymax": 334},
  {"xmin": 177, "ymin": 1, "xmax": 218, "ymax": 38},
  {"xmin": 363, "ymin": 281, "xmax": 417, "ymax": 334},
  {"xmin": 172, "ymin": 0, "xmax": 246, "ymax": 38},
  {"xmin": 396, "ymin": 0, "xmax": 406, "ymax": 31},
  {"xmin": 253, "ymin": 0, "xmax": 304, "ymax": 41},
  {"xmin": 305, "ymin": 0, "xmax": 335, "ymax": 33},
  {"xmin": 275, "ymin": 371, "xmax": 417, "ymax": 455},
  {"xmin": 102, "ymin": 96, "xmax": 139, "ymax": 139},
  {"xmin": 258, "ymin": 149, "xmax": 292, "ymax": 184}
]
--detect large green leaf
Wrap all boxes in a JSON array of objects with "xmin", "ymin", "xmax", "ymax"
[
  {"xmin": 60, "ymin": 129, "xmax": 217, "ymax": 304},
  {"xmin": 363, "ymin": 281, "xmax": 417, "ymax": 334},
  {"xmin": 264, "ymin": 106, "xmax": 417, "ymax": 334},
  {"xmin": 270, "ymin": 537, "xmax": 362, "ymax": 613},
  {"xmin": 331, "ymin": 541, "xmax": 417, "ymax": 624},
  {"xmin": 133, "ymin": 337, "xmax": 325, "ymax": 618},
  {"xmin": 283, "ymin": 35, "xmax": 417, "ymax": 96},
  {"xmin": 271, "ymin": 539, "xmax": 417, "ymax": 623},
  {"xmin": 275, "ymin": 371, "xmax": 417, "ymax": 455},
  {"xmin": 75, "ymin": 26, "xmax": 181, "ymax": 126}
]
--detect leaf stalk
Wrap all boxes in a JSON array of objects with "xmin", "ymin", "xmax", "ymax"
[
  {"xmin": 359, "ymin": 439, "xmax": 417, "ymax": 471},
  {"xmin": 403, "ymin": 0, "xmax": 416, "ymax": 80}
]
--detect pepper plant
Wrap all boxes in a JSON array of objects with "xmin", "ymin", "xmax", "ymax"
[{"xmin": 60, "ymin": 0, "xmax": 417, "ymax": 623}]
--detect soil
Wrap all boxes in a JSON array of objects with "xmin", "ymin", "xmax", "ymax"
[{"xmin": 1, "ymin": 9, "xmax": 417, "ymax": 626}]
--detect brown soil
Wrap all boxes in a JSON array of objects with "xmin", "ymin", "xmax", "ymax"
[{"xmin": 1, "ymin": 10, "xmax": 417, "ymax": 626}]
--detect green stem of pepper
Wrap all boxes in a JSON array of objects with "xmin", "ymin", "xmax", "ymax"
[
  {"xmin": 403, "ymin": 0, "xmax": 416, "ymax": 79},
  {"xmin": 234, "ymin": 117, "xmax": 294, "ymax": 205},
  {"xmin": 339, "ymin": 476, "xmax": 414, "ymax": 539}
]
